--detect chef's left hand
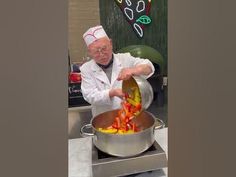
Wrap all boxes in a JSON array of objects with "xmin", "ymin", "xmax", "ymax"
[{"xmin": 117, "ymin": 68, "xmax": 134, "ymax": 81}]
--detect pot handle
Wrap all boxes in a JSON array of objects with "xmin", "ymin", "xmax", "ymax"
[
  {"xmin": 80, "ymin": 124, "xmax": 95, "ymax": 137},
  {"xmin": 154, "ymin": 118, "xmax": 165, "ymax": 130}
]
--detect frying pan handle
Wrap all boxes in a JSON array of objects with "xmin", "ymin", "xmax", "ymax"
[
  {"xmin": 80, "ymin": 124, "xmax": 95, "ymax": 137},
  {"xmin": 154, "ymin": 118, "xmax": 165, "ymax": 130}
]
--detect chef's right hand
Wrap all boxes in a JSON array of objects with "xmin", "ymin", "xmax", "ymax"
[{"xmin": 109, "ymin": 88, "xmax": 124, "ymax": 99}]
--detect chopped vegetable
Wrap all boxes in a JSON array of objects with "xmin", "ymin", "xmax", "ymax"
[{"xmin": 97, "ymin": 95, "xmax": 142, "ymax": 134}]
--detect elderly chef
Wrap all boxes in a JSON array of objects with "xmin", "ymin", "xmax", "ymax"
[{"xmin": 80, "ymin": 25, "xmax": 155, "ymax": 117}]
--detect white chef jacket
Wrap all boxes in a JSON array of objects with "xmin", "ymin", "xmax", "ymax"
[{"xmin": 80, "ymin": 53, "xmax": 155, "ymax": 117}]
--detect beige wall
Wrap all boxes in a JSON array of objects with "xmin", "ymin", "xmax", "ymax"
[{"xmin": 68, "ymin": 0, "xmax": 100, "ymax": 63}]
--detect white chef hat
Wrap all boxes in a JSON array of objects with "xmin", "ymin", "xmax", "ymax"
[{"xmin": 83, "ymin": 25, "xmax": 109, "ymax": 46}]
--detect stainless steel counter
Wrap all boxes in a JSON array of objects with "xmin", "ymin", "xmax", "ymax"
[
  {"xmin": 68, "ymin": 105, "xmax": 92, "ymax": 139},
  {"xmin": 68, "ymin": 128, "xmax": 168, "ymax": 177}
]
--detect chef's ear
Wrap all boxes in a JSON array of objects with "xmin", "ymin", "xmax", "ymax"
[{"xmin": 109, "ymin": 39, "xmax": 113, "ymax": 45}]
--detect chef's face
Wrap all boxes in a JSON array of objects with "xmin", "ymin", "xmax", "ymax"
[{"xmin": 87, "ymin": 37, "xmax": 113, "ymax": 65}]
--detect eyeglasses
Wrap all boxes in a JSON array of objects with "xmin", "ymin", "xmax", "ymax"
[{"xmin": 89, "ymin": 45, "xmax": 110, "ymax": 55}]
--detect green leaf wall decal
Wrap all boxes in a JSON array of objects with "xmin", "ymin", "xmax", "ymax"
[{"xmin": 136, "ymin": 15, "xmax": 151, "ymax": 24}]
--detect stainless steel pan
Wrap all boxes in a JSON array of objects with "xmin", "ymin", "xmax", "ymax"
[
  {"xmin": 122, "ymin": 76, "xmax": 154, "ymax": 110},
  {"xmin": 81, "ymin": 109, "xmax": 164, "ymax": 157}
]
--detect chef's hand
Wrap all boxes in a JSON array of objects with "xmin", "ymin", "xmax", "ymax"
[
  {"xmin": 109, "ymin": 88, "xmax": 124, "ymax": 99},
  {"xmin": 117, "ymin": 68, "xmax": 134, "ymax": 81},
  {"xmin": 117, "ymin": 64, "xmax": 153, "ymax": 81}
]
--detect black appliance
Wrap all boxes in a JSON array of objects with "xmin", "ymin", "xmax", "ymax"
[
  {"xmin": 68, "ymin": 53, "xmax": 90, "ymax": 108},
  {"xmin": 68, "ymin": 82, "xmax": 90, "ymax": 107},
  {"xmin": 92, "ymin": 141, "xmax": 167, "ymax": 177}
]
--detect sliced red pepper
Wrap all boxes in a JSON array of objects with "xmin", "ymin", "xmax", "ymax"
[
  {"xmin": 126, "ymin": 111, "xmax": 132, "ymax": 118},
  {"xmin": 126, "ymin": 123, "xmax": 131, "ymax": 130},
  {"xmin": 124, "ymin": 93, "xmax": 129, "ymax": 99},
  {"xmin": 128, "ymin": 122, "xmax": 138, "ymax": 132},
  {"xmin": 125, "ymin": 116, "xmax": 130, "ymax": 123},
  {"xmin": 125, "ymin": 123, "xmax": 129, "ymax": 131},
  {"xmin": 106, "ymin": 125, "xmax": 113, "ymax": 129},
  {"xmin": 112, "ymin": 122, "xmax": 118, "ymax": 129},
  {"xmin": 124, "ymin": 102, "xmax": 131, "ymax": 112},
  {"xmin": 135, "ymin": 103, "xmax": 142, "ymax": 111},
  {"xmin": 102, "ymin": 96, "xmax": 141, "ymax": 133},
  {"xmin": 115, "ymin": 117, "xmax": 121, "ymax": 129}
]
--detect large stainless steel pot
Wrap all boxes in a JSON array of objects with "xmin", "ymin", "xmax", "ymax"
[
  {"xmin": 80, "ymin": 109, "xmax": 164, "ymax": 157},
  {"xmin": 122, "ymin": 76, "xmax": 154, "ymax": 110}
]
